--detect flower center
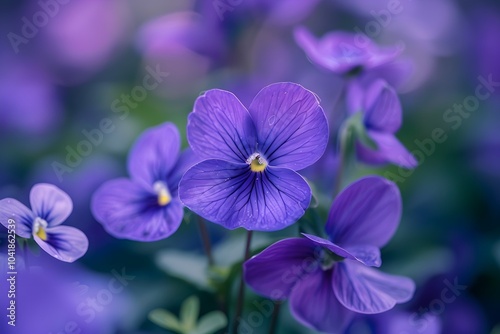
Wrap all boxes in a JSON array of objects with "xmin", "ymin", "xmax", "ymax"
[
  {"xmin": 33, "ymin": 217, "xmax": 48, "ymax": 241},
  {"xmin": 153, "ymin": 181, "xmax": 172, "ymax": 206},
  {"xmin": 247, "ymin": 153, "xmax": 268, "ymax": 172},
  {"xmin": 318, "ymin": 248, "xmax": 344, "ymax": 270}
]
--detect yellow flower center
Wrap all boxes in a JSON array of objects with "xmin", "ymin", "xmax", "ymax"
[
  {"xmin": 36, "ymin": 227, "xmax": 48, "ymax": 241},
  {"xmin": 154, "ymin": 181, "xmax": 171, "ymax": 206},
  {"xmin": 247, "ymin": 153, "xmax": 268, "ymax": 172},
  {"xmin": 33, "ymin": 217, "xmax": 48, "ymax": 241}
]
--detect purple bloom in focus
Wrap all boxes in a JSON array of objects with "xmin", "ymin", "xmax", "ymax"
[
  {"xmin": 91, "ymin": 123, "xmax": 196, "ymax": 241},
  {"xmin": 179, "ymin": 82, "xmax": 329, "ymax": 231},
  {"xmin": 0, "ymin": 184, "xmax": 88, "ymax": 262},
  {"xmin": 244, "ymin": 176, "xmax": 415, "ymax": 333},
  {"xmin": 348, "ymin": 79, "xmax": 417, "ymax": 168},
  {"xmin": 294, "ymin": 27, "xmax": 401, "ymax": 76}
]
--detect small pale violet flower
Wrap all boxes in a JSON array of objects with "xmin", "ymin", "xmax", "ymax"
[
  {"xmin": 0, "ymin": 184, "xmax": 88, "ymax": 263},
  {"xmin": 294, "ymin": 27, "xmax": 401, "ymax": 76},
  {"xmin": 348, "ymin": 79, "xmax": 417, "ymax": 168},
  {"xmin": 91, "ymin": 123, "xmax": 196, "ymax": 241},
  {"xmin": 244, "ymin": 176, "xmax": 415, "ymax": 333},
  {"xmin": 179, "ymin": 82, "xmax": 329, "ymax": 231}
]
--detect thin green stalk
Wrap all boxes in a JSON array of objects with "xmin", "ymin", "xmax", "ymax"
[
  {"xmin": 196, "ymin": 216, "xmax": 214, "ymax": 266},
  {"xmin": 268, "ymin": 301, "xmax": 281, "ymax": 334},
  {"xmin": 232, "ymin": 231, "xmax": 253, "ymax": 333},
  {"xmin": 333, "ymin": 123, "xmax": 352, "ymax": 197}
]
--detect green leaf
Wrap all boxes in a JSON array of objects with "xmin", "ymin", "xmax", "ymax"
[
  {"xmin": 191, "ymin": 311, "xmax": 228, "ymax": 334},
  {"xmin": 180, "ymin": 296, "xmax": 200, "ymax": 331},
  {"xmin": 156, "ymin": 250, "xmax": 212, "ymax": 291},
  {"xmin": 149, "ymin": 309, "xmax": 184, "ymax": 333},
  {"xmin": 156, "ymin": 233, "xmax": 274, "ymax": 292},
  {"xmin": 348, "ymin": 112, "xmax": 378, "ymax": 150}
]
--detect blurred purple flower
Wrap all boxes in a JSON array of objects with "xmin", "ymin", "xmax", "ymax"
[
  {"xmin": 0, "ymin": 55, "xmax": 62, "ymax": 135},
  {"xmin": 91, "ymin": 123, "xmax": 196, "ymax": 241},
  {"xmin": 347, "ymin": 79, "xmax": 417, "ymax": 168},
  {"xmin": 294, "ymin": 27, "xmax": 401, "ymax": 76},
  {"xmin": 472, "ymin": 8, "xmax": 500, "ymax": 94},
  {"xmin": 244, "ymin": 176, "xmax": 415, "ymax": 333},
  {"xmin": 179, "ymin": 82, "xmax": 328, "ymax": 231},
  {"xmin": 136, "ymin": 12, "xmax": 225, "ymax": 97},
  {"xmin": 331, "ymin": 0, "xmax": 462, "ymax": 92},
  {"xmin": 239, "ymin": 0, "xmax": 322, "ymax": 26},
  {"xmin": 36, "ymin": 0, "xmax": 129, "ymax": 83},
  {"xmin": 346, "ymin": 310, "xmax": 441, "ymax": 334},
  {"xmin": 0, "ymin": 183, "xmax": 88, "ymax": 262},
  {"xmin": 0, "ymin": 253, "xmax": 132, "ymax": 333}
]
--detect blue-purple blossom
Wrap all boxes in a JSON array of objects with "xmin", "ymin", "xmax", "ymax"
[
  {"xmin": 347, "ymin": 79, "xmax": 417, "ymax": 168},
  {"xmin": 179, "ymin": 82, "xmax": 329, "ymax": 231},
  {"xmin": 91, "ymin": 122, "xmax": 197, "ymax": 241},
  {"xmin": 0, "ymin": 183, "xmax": 88, "ymax": 262},
  {"xmin": 244, "ymin": 176, "xmax": 415, "ymax": 333},
  {"xmin": 294, "ymin": 27, "xmax": 401, "ymax": 76},
  {"xmin": 294, "ymin": 27, "xmax": 413, "ymax": 91}
]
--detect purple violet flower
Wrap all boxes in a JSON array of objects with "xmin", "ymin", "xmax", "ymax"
[
  {"xmin": 179, "ymin": 82, "xmax": 329, "ymax": 231},
  {"xmin": 0, "ymin": 184, "xmax": 88, "ymax": 262},
  {"xmin": 347, "ymin": 79, "xmax": 417, "ymax": 168},
  {"xmin": 294, "ymin": 27, "xmax": 401, "ymax": 76},
  {"xmin": 91, "ymin": 123, "xmax": 196, "ymax": 241},
  {"xmin": 244, "ymin": 176, "xmax": 415, "ymax": 333}
]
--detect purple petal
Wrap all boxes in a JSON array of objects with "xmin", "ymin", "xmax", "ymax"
[
  {"xmin": 179, "ymin": 160, "xmax": 311, "ymax": 231},
  {"xmin": 364, "ymin": 80, "xmax": 402, "ymax": 133},
  {"xmin": 289, "ymin": 269, "xmax": 354, "ymax": 333},
  {"xmin": 0, "ymin": 199, "xmax": 34, "ymax": 238},
  {"xmin": 333, "ymin": 261, "xmax": 415, "ymax": 314},
  {"xmin": 294, "ymin": 27, "xmax": 400, "ymax": 75},
  {"xmin": 34, "ymin": 225, "xmax": 88, "ymax": 263},
  {"xmin": 248, "ymin": 82, "xmax": 328, "ymax": 170},
  {"xmin": 187, "ymin": 89, "xmax": 257, "ymax": 164},
  {"xmin": 91, "ymin": 179, "xmax": 183, "ymax": 241},
  {"xmin": 294, "ymin": 27, "xmax": 358, "ymax": 74},
  {"xmin": 244, "ymin": 238, "xmax": 319, "ymax": 300},
  {"xmin": 326, "ymin": 176, "xmax": 401, "ymax": 248},
  {"xmin": 357, "ymin": 131, "xmax": 418, "ymax": 168},
  {"xmin": 302, "ymin": 234, "xmax": 381, "ymax": 267},
  {"xmin": 128, "ymin": 122, "xmax": 180, "ymax": 186},
  {"xmin": 168, "ymin": 148, "xmax": 203, "ymax": 191},
  {"xmin": 30, "ymin": 183, "xmax": 73, "ymax": 226}
]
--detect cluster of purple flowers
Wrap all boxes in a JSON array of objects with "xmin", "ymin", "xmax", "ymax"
[{"xmin": 0, "ymin": 21, "xmax": 418, "ymax": 334}]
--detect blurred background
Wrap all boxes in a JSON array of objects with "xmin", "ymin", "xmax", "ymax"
[{"xmin": 0, "ymin": 0, "xmax": 499, "ymax": 333}]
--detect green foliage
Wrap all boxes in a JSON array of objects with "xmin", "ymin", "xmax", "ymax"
[{"xmin": 149, "ymin": 296, "xmax": 227, "ymax": 334}]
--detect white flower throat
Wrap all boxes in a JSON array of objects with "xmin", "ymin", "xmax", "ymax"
[
  {"xmin": 153, "ymin": 181, "xmax": 172, "ymax": 206},
  {"xmin": 247, "ymin": 153, "xmax": 268, "ymax": 172}
]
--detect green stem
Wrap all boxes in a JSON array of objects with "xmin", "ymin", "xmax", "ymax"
[
  {"xmin": 333, "ymin": 123, "xmax": 351, "ymax": 197},
  {"xmin": 232, "ymin": 231, "xmax": 253, "ymax": 334},
  {"xmin": 196, "ymin": 216, "xmax": 214, "ymax": 266},
  {"xmin": 268, "ymin": 301, "xmax": 281, "ymax": 334}
]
